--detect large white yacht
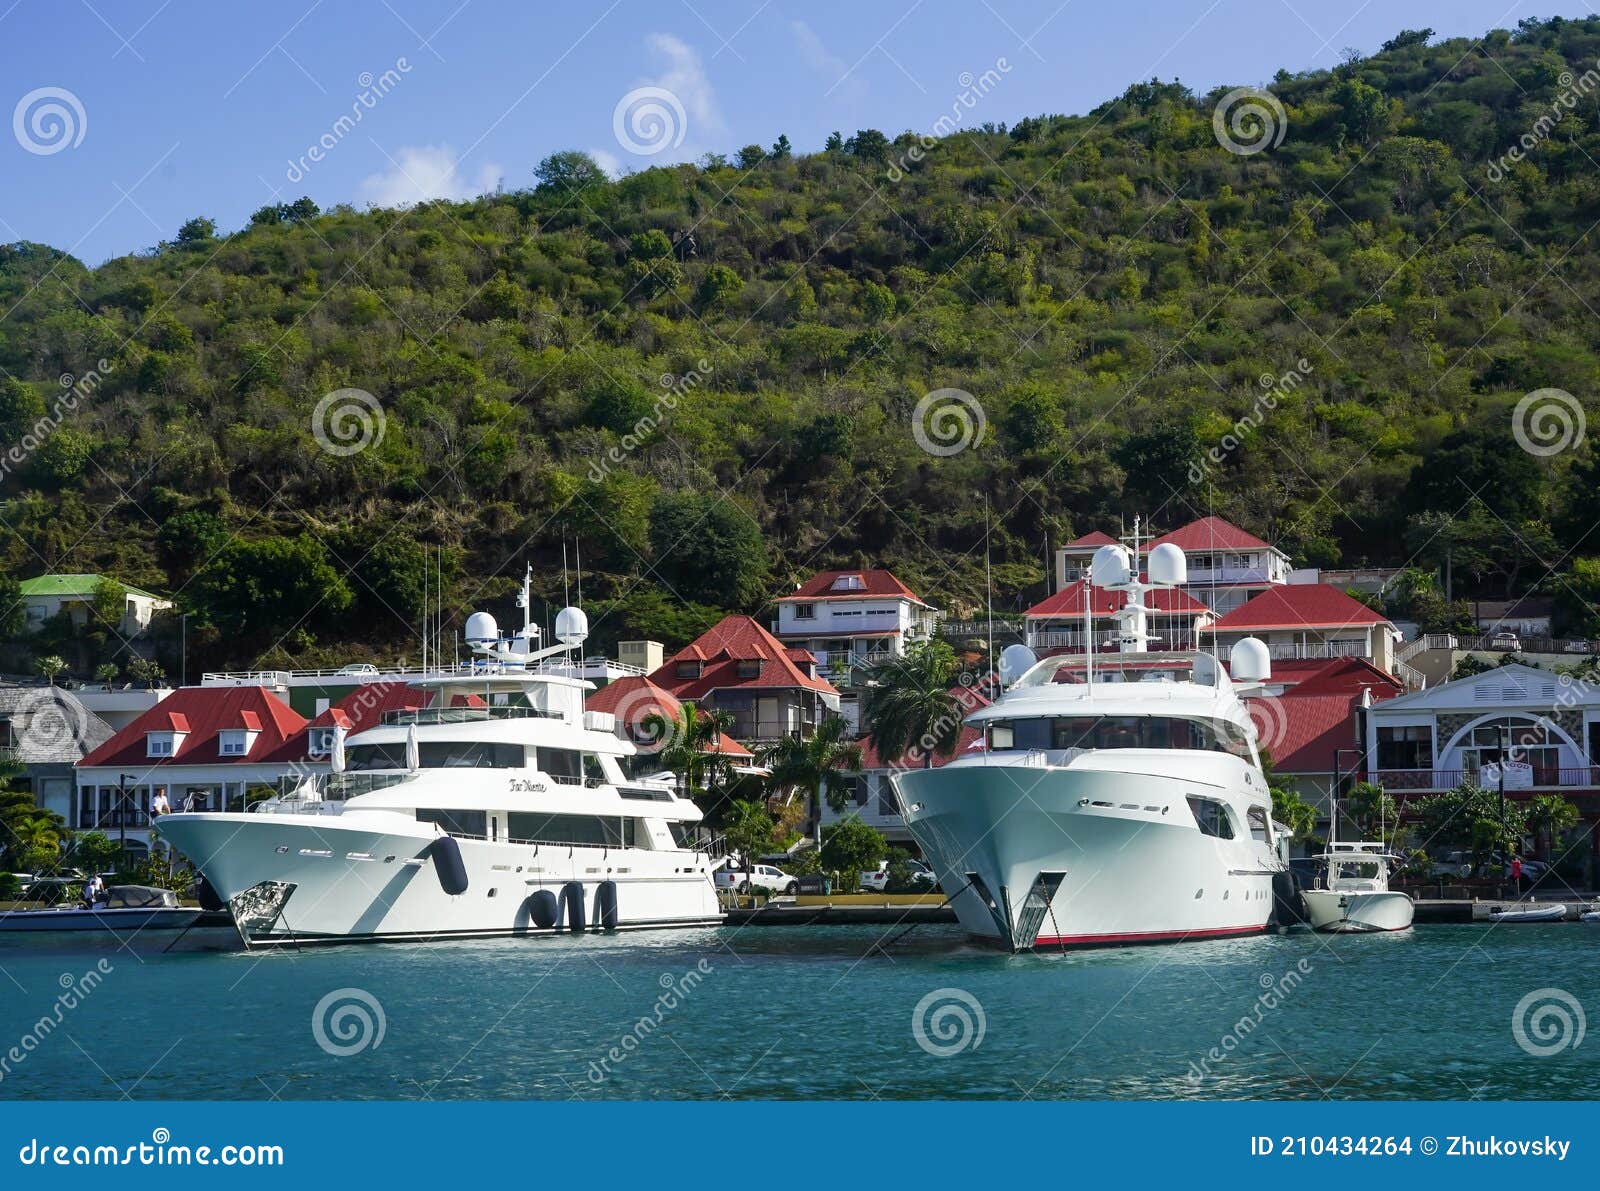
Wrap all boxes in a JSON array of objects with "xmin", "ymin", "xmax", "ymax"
[
  {"xmin": 892, "ymin": 541, "xmax": 1293, "ymax": 951},
  {"xmin": 155, "ymin": 586, "xmax": 723, "ymax": 947}
]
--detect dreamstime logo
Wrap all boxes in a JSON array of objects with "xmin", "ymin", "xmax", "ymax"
[
  {"xmin": 886, "ymin": 57, "xmax": 1013, "ymax": 182},
  {"xmin": 1244, "ymin": 695, "xmax": 1292, "ymax": 755},
  {"xmin": 587, "ymin": 359, "xmax": 711, "ymax": 483},
  {"xmin": 312, "ymin": 388, "xmax": 385, "ymax": 456},
  {"xmin": 1487, "ymin": 59, "xmax": 1600, "ymax": 183},
  {"xmin": 12, "ymin": 688, "xmax": 91, "ymax": 754},
  {"xmin": 286, "ymin": 57, "xmax": 412, "ymax": 183},
  {"xmin": 0, "ymin": 960, "xmax": 113, "ymax": 1085},
  {"xmin": 1211, "ymin": 87, "xmax": 1286, "ymax": 156},
  {"xmin": 1, "ymin": 358, "xmax": 114, "ymax": 485},
  {"xmin": 13, "ymin": 87, "xmax": 87, "ymax": 155},
  {"xmin": 613, "ymin": 86, "xmax": 686, "ymax": 156},
  {"xmin": 311, "ymin": 987, "xmax": 386, "ymax": 1056},
  {"xmin": 607, "ymin": 684, "xmax": 684, "ymax": 756},
  {"xmin": 1187, "ymin": 959, "xmax": 1313, "ymax": 1080},
  {"xmin": 1512, "ymin": 388, "xmax": 1585, "ymax": 457},
  {"xmin": 1188, "ymin": 358, "xmax": 1312, "ymax": 485},
  {"xmin": 1511, "ymin": 987, "xmax": 1585, "ymax": 1057},
  {"xmin": 587, "ymin": 959, "xmax": 714, "ymax": 1084},
  {"xmin": 911, "ymin": 987, "xmax": 986, "ymax": 1056},
  {"xmin": 912, "ymin": 388, "xmax": 985, "ymax": 457}
]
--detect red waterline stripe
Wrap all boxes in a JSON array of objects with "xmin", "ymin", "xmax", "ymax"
[{"xmin": 1033, "ymin": 923, "xmax": 1268, "ymax": 947}]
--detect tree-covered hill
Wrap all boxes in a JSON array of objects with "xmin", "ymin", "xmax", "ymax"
[{"xmin": 6, "ymin": 15, "xmax": 1600, "ymax": 672}]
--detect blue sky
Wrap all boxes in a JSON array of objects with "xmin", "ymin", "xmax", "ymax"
[{"xmin": 0, "ymin": 0, "xmax": 1589, "ymax": 264}]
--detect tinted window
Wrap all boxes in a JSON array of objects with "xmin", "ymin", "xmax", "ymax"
[
  {"xmin": 347, "ymin": 742, "xmax": 524, "ymax": 770},
  {"xmin": 1186, "ymin": 797, "xmax": 1234, "ymax": 839},
  {"xmin": 507, "ymin": 812, "xmax": 626, "ymax": 848},
  {"xmin": 986, "ymin": 716, "xmax": 1248, "ymax": 755},
  {"xmin": 539, "ymin": 749, "xmax": 583, "ymax": 782},
  {"xmin": 416, "ymin": 808, "xmax": 488, "ymax": 838}
]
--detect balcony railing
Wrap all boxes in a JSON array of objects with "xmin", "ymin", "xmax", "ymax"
[
  {"xmin": 1399, "ymin": 633, "xmax": 1600, "ymax": 657},
  {"xmin": 1370, "ymin": 767, "xmax": 1600, "ymax": 791},
  {"xmin": 380, "ymin": 706, "xmax": 560, "ymax": 726},
  {"xmin": 1027, "ymin": 630, "xmax": 1198, "ymax": 652},
  {"xmin": 1263, "ymin": 640, "xmax": 1368, "ymax": 660}
]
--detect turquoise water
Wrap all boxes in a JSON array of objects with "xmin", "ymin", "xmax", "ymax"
[{"xmin": 0, "ymin": 925, "xmax": 1594, "ymax": 1100}]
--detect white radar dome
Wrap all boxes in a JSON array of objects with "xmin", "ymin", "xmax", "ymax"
[
  {"xmin": 555, "ymin": 606, "xmax": 589, "ymax": 645},
  {"xmin": 1229, "ymin": 637, "xmax": 1271, "ymax": 683},
  {"xmin": 999, "ymin": 643, "xmax": 1038, "ymax": 687},
  {"xmin": 465, "ymin": 611, "xmax": 499, "ymax": 647},
  {"xmin": 1090, "ymin": 544, "xmax": 1131, "ymax": 588},
  {"xmin": 1147, "ymin": 542, "xmax": 1187, "ymax": 587}
]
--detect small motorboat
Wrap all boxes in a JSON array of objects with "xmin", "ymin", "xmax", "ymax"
[
  {"xmin": 1487, "ymin": 902, "xmax": 1568, "ymax": 923},
  {"xmin": 1301, "ymin": 842, "xmax": 1414, "ymax": 933},
  {"xmin": 1578, "ymin": 907, "xmax": 1600, "ymax": 923},
  {"xmin": 0, "ymin": 885, "xmax": 239, "ymax": 950}
]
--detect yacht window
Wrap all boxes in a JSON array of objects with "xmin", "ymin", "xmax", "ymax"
[
  {"xmin": 669, "ymin": 821, "xmax": 701, "ymax": 848},
  {"xmin": 346, "ymin": 742, "xmax": 524, "ymax": 770},
  {"xmin": 1038, "ymin": 716, "xmax": 1248, "ymax": 754},
  {"xmin": 1186, "ymin": 797, "xmax": 1234, "ymax": 839},
  {"xmin": 539, "ymin": 748, "xmax": 584, "ymax": 783},
  {"xmin": 987, "ymin": 723, "xmax": 1015, "ymax": 750},
  {"xmin": 1246, "ymin": 807, "xmax": 1271, "ymax": 844},
  {"xmin": 507, "ymin": 812, "xmax": 626, "ymax": 848},
  {"xmin": 985, "ymin": 718, "xmax": 1052, "ymax": 751},
  {"xmin": 416, "ymin": 809, "xmax": 488, "ymax": 839},
  {"xmin": 583, "ymin": 754, "xmax": 607, "ymax": 788}
]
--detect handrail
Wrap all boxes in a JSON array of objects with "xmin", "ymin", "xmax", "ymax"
[{"xmin": 379, "ymin": 705, "xmax": 561, "ymax": 725}]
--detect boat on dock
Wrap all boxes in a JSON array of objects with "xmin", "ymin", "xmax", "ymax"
[
  {"xmin": 0, "ymin": 885, "xmax": 241, "ymax": 950},
  {"xmin": 155, "ymin": 571, "xmax": 723, "ymax": 948},
  {"xmin": 1301, "ymin": 843, "xmax": 1414, "ymax": 933}
]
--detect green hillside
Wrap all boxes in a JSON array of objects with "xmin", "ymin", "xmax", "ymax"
[{"xmin": 6, "ymin": 15, "xmax": 1600, "ymax": 671}]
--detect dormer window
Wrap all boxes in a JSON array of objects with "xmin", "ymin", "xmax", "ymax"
[
  {"xmin": 737, "ymin": 659, "xmax": 762, "ymax": 679},
  {"xmin": 676, "ymin": 660, "xmax": 702, "ymax": 680},
  {"xmin": 218, "ymin": 729, "xmax": 258, "ymax": 757},
  {"xmin": 831, "ymin": 574, "xmax": 865, "ymax": 591},
  {"xmin": 146, "ymin": 731, "xmax": 183, "ymax": 757},
  {"xmin": 793, "ymin": 602, "xmax": 816, "ymax": 620},
  {"xmin": 307, "ymin": 729, "xmax": 335, "ymax": 756}
]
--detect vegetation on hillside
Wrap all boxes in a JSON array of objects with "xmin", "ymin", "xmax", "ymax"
[{"xmin": 7, "ymin": 16, "xmax": 1600, "ymax": 673}]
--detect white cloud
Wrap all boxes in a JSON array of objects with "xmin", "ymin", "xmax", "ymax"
[
  {"xmin": 360, "ymin": 144, "xmax": 502, "ymax": 207},
  {"xmin": 589, "ymin": 147, "xmax": 624, "ymax": 179},
  {"xmin": 642, "ymin": 32, "xmax": 721, "ymax": 133},
  {"xmin": 790, "ymin": 20, "xmax": 863, "ymax": 102}
]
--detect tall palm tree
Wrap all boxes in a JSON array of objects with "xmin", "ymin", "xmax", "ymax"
[
  {"xmin": 860, "ymin": 640, "xmax": 966, "ymax": 768},
  {"xmin": 762, "ymin": 714, "xmax": 862, "ymax": 845},
  {"xmin": 1526, "ymin": 793, "xmax": 1579, "ymax": 860},
  {"xmin": 643, "ymin": 700, "xmax": 737, "ymax": 803}
]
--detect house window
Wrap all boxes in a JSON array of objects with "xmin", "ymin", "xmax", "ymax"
[
  {"xmin": 1376, "ymin": 725, "xmax": 1431, "ymax": 769},
  {"xmin": 794, "ymin": 603, "xmax": 816, "ymax": 620},
  {"xmin": 147, "ymin": 735, "xmax": 174, "ymax": 757},
  {"xmin": 307, "ymin": 730, "xmax": 332, "ymax": 756},
  {"xmin": 737, "ymin": 659, "xmax": 762, "ymax": 679},
  {"xmin": 831, "ymin": 574, "xmax": 865, "ymax": 591},
  {"xmin": 675, "ymin": 661, "xmax": 702, "ymax": 679},
  {"xmin": 218, "ymin": 730, "xmax": 252, "ymax": 756}
]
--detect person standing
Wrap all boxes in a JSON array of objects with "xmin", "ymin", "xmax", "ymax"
[{"xmin": 1511, "ymin": 854, "xmax": 1524, "ymax": 895}]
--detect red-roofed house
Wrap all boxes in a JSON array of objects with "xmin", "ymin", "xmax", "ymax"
[
  {"xmin": 651, "ymin": 616, "xmax": 841, "ymax": 745},
  {"xmin": 771, "ymin": 568, "xmax": 938, "ymax": 689},
  {"xmin": 1023, "ymin": 579, "xmax": 1210, "ymax": 654},
  {"xmin": 75, "ymin": 686, "xmax": 310, "ymax": 856},
  {"xmin": 1202, "ymin": 583, "xmax": 1402, "ymax": 676},
  {"xmin": 1056, "ymin": 517, "xmax": 1291, "ymax": 615},
  {"xmin": 585, "ymin": 675, "xmax": 755, "ymax": 764}
]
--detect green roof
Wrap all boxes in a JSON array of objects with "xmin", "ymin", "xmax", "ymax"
[{"xmin": 18, "ymin": 573, "xmax": 166, "ymax": 601}]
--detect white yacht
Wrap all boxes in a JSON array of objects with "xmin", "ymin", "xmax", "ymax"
[
  {"xmin": 155, "ymin": 590, "xmax": 723, "ymax": 947},
  {"xmin": 1301, "ymin": 843, "xmax": 1414, "ymax": 933},
  {"xmin": 891, "ymin": 541, "xmax": 1293, "ymax": 951}
]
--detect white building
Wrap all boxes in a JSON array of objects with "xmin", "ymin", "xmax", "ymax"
[
  {"xmin": 771, "ymin": 569, "xmax": 938, "ymax": 687},
  {"xmin": 1055, "ymin": 517, "xmax": 1291, "ymax": 616}
]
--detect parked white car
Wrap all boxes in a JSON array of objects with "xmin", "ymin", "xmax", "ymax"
[
  {"xmin": 715, "ymin": 863, "xmax": 798, "ymax": 896},
  {"xmin": 1489, "ymin": 631, "xmax": 1521, "ymax": 651},
  {"xmin": 859, "ymin": 858, "xmax": 936, "ymax": 892},
  {"xmin": 338, "ymin": 663, "xmax": 380, "ymax": 677}
]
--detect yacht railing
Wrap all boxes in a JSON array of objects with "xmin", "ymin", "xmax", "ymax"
[{"xmin": 380, "ymin": 705, "xmax": 561, "ymax": 726}]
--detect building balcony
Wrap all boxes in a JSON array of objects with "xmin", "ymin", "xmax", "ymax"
[
  {"xmin": 1262, "ymin": 639, "xmax": 1369, "ymax": 660},
  {"xmin": 1369, "ymin": 767, "xmax": 1600, "ymax": 792}
]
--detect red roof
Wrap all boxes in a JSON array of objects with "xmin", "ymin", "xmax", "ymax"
[
  {"xmin": 1148, "ymin": 515, "xmax": 1274, "ymax": 553},
  {"xmin": 652, "ymin": 615, "xmax": 839, "ymax": 699},
  {"xmin": 1061, "ymin": 530, "xmax": 1119, "ymax": 549},
  {"xmin": 586, "ymin": 675, "xmax": 754, "ymax": 758},
  {"xmin": 1246, "ymin": 693, "xmax": 1364, "ymax": 774},
  {"xmin": 79, "ymin": 687, "xmax": 307, "ymax": 769},
  {"xmin": 238, "ymin": 710, "xmax": 262, "ymax": 732},
  {"xmin": 776, "ymin": 569, "xmax": 926, "ymax": 606},
  {"xmin": 1025, "ymin": 579, "xmax": 1209, "ymax": 618},
  {"xmin": 305, "ymin": 681, "xmax": 427, "ymax": 734},
  {"xmin": 1287, "ymin": 656, "xmax": 1402, "ymax": 698},
  {"xmin": 1204, "ymin": 584, "xmax": 1391, "ymax": 632}
]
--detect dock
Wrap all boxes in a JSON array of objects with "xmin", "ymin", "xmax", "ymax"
[{"xmin": 723, "ymin": 894, "xmax": 956, "ymax": 926}]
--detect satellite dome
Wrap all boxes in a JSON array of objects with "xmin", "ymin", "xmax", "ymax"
[
  {"xmin": 1147, "ymin": 542, "xmax": 1187, "ymax": 586},
  {"xmin": 1090, "ymin": 544, "xmax": 1131, "ymax": 588},
  {"xmin": 465, "ymin": 611, "xmax": 498, "ymax": 647},
  {"xmin": 1229, "ymin": 637, "xmax": 1271, "ymax": 683},
  {"xmin": 555, "ymin": 606, "xmax": 589, "ymax": 645},
  {"xmin": 999, "ymin": 643, "xmax": 1038, "ymax": 686}
]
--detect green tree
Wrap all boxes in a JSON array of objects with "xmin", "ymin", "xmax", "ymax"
[
  {"xmin": 1412, "ymin": 780, "xmax": 1529, "ymax": 863},
  {"xmin": 722, "ymin": 799, "xmax": 777, "ymax": 882},
  {"xmin": 1525, "ymin": 793, "xmax": 1579, "ymax": 859},
  {"xmin": 90, "ymin": 576, "xmax": 127, "ymax": 633},
  {"xmin": 0, "ymin": 574, "xmax": 24, "ymax": 638},
  {"xmin": 34, "ymin": 655, "xmax": 66, "ymax": 684},
  {"xmin": 189, "ymin": 535, "xmax": 353, "ymax": 642},
  {"xmin": 644, "ymin": 700, "xmax": 737, "ymax": 807},
  {"xmin": 1342, "ymin": 781, "xmax": 1403, "ymax": 847},
  {"xmin": 175, "ymin": 216, "xmax": 216, "ymax": 244},
  {"xmin": 1270, "ymin": 782, "xmax": 1319, "ymax": 839},
  {"xmin": 762, "ymin": 715, "xmax": 862, "ymax": 844},
  {"xmin": 820, "ymin": 816, "xmax": 887, "ymax": 887},
  {"xmin": 534, "ymin": 150, "xmax": 606, "ymax": 194},
  {"xmin": 695, "ymin": 264, "xmax": 744, "ymax": 311},
  {"xmin": 647, "ymin": 491, "xmax": 769, "ymax": 608},
  {"xmin": 859, "ymin": 640, "xmax": 966, "ymax": 768}
]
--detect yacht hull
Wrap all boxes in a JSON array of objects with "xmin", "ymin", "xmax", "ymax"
[
  {"xmin": 156, "ymin": 812, "xmax": 723, "ymax": 946},
  {"xmin": 896, "ymin": 760, "xmax": 1282, "ymax": 951},
  {"xmin": 1301, "ymin": 889, "xmax": 1414, "ymax": 933}
]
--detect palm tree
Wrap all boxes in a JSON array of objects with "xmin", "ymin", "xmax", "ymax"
[
  {"xmin": 762, "ymin": 714, "xmax": 862, "ymax": 846},
  {"xmin": 859, "ymin": 640, "xmax": 966, "ymax": 768},
  {"xmin": 643, "ymin": 700, "xmax": 737, "ymax": 804},
  {"xmin": 1526, "ymin": 793, "xmax": 1579, "ymax": 860}
]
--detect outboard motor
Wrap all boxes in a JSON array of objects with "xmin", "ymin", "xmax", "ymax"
[
  {"xmin": 427, "ymin": 836, "xmax": 469, "ymax": 896},
  {"xmin": 559, "ymin": 881, "xmax": 586, "ymax": 933},
  {"xmin": 525, "ymin": 888, "xmax": 559, "ymax": 930},
  {"xmin": 596, "ymin": 880, "xmax": 619, "ymax": 931}
]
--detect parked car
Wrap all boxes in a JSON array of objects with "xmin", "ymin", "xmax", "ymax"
[
  {"xmin": 1489, "ymin": 631, "xmax": 1521, "ymax": 651},
  {"xmin": 1428, "ymin": 849, "xmax": 1547, "ymax": 880},
  {"xmin": 338, "ymin": 663, "xmax": 380, "ymax": 677},
  {"xmin": 714, "ymin": 863, "xmax": 798, "ymax": 896},
  {"xmin": 859, "ymin": 858, "xmax": 937, "ymax": 892}
]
